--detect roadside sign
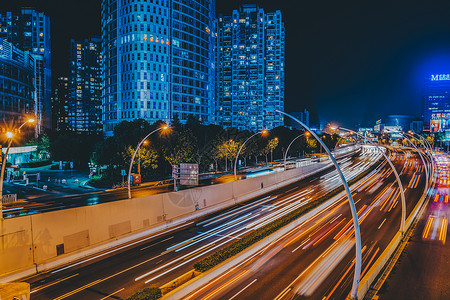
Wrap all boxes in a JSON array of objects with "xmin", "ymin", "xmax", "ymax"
[
  {"xmin": 36, "ymin": 172, "xmax": 40, "ymax": 180},
  {"xmin": 121, "ymin": 169, "xmax": 126, "ymax": 176},
  {"xmin": 70, "ymin": 161, "xmax": 73, "ymax": 169}
]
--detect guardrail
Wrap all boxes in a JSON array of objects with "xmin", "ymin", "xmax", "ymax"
[{"xmin": 2, "ymin": 194, "xmax": 17, "ymax": 204}]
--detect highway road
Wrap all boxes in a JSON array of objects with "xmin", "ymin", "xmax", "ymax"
[
  {"xmin": 183, "ymin": 148, "xmax": 429, "ymax": 300},
  {"xmin": 24, "ymin": 149, "xmax": 382, "ymax": 299},
  {"xmin": 376, "ymin": 152, "xmax": 449, "ymax": 300}
]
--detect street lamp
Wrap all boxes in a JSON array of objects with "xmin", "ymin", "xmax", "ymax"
[
  {"xmin": 331, "ymin": 126, "xmax": 407, "ymax": 235},
  {"xmin": 283, "ymin": 133, "xmax": 305, "ymax": 170},
  {"xmin": 386, "ymin": 130, "xmax": 431, "ymax": 194},
  {"xmin": 127, "ymin": 126, "xmax": 169, "ymax": 199},
  {"xmin": 1, "ymin": 118, "xmax": 35, "ymax": 219},
  {"xmin": 234, "ymin": 130, "xmax": 267, "ymax": 181},
  {"xmin": 408, "ymin": 130, "xmax": 435, "ymax": 177},
  {"xmin": 273, "ymin": 110, "xmax": 362, "ymax": 300}
]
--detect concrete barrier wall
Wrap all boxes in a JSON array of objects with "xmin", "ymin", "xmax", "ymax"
[{"xmin": 0, "ymin": 147, "xmax": 359, "ymax": 281}]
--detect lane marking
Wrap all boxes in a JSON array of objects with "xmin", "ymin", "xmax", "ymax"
[
  {"xmin": 228, "ymin": 278, "xmax": 258, "ymax": 300},
  {"xmin": 53, "ymin": 253, "xmax": 162, "ymax": 299},
  {"xmin": 378, "ymin": 218, "xmax": 386, "ymax": 230},
  {"xmin": 51, "ymin": 223, "xmax": 192, "ymax": 274},
  {"xmin": 140, "ymin": 236, "xmax": 174, "ymax": 251},
  {"xmin": 202, "ymin": 270, "xmax": 248, "ymax": 300},
  {"xmin": 99, "ymin": 288, "xmax": 124, "ymax": 300},
  {"xmin": 31, "ymin": 274, "xmax": 79, "ymax": 294}
]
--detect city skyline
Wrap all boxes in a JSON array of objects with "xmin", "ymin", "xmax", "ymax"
[{"xmin": 4, "ymin": 1, "xmax": 450, "ymax": 129}]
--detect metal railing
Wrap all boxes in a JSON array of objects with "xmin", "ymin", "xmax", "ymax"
[{"xmin": 2, "ymin": 194, "xmax": 17, "ymax": 204}]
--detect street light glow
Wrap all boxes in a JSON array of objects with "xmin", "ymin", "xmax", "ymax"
[
  {"xmin": 28, "ymin": 118, "xmax": 35, "ymax": 123},
  {"xmin": 6, "ymin": 132, "xmax": 13, "ymax": 139}
]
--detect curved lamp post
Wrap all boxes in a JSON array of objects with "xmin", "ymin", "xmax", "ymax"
[
  {"xmin": 0, "ymin": 118, "xmax": 35, "ymax": 219},
  {"xmin": 273, "ymin": 110, "xmax": 361, "ymax": 300},
  {"xmin": 332, "ymin": 126, "xmax": 407, "ymax": 235},
  {"xmin": 283, "ymin": 133, "xmax": 305, "ymax": 170},
  {"xmin": 234, "ymin": 130, "xmax": 267, "ymax": 181},
  {"xmin": 408, "ymin": 131, "xmax": 435, "ymax": 179},
  {"xmin": 386, "ymin": 130, "xmax": 430, "ymax": 194},
  {"xmin": 128, "ymin": 126, "xmax": 168, "ymax": 199}
]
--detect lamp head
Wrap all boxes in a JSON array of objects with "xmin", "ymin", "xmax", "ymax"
[
  {"xmin": 329, "ymin": 126, "xmax": 338, "ymax": 130},
  {"xmin": 6, "ymin": 132, "xmax": 13, "ymax": 139},
  {"xmin": 28, "ymin": 118, "xmax": 35, "ymax": 123},
  {"xmin": 261, "ymin": 129, "xmax": 268, "ymax": 135}
]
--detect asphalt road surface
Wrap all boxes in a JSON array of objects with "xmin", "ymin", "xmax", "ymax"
[
  {"xmin": 183, "ymin": 148, "xmax": 428, "ymax": 300},
  {"xmin": 377, "ymin": 152, "xmax": 449, "ymax": 300},
  {"xmin": 24, "ymin": 150, "xmax": 382, "ymax": 299}
]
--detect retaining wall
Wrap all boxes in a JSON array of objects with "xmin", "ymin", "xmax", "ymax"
[{"xmin": 2, "ymin": 149, "xmax": 362, "ymax": 282}]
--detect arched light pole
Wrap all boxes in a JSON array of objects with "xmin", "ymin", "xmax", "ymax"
[
  {"xmin": 386, "ymin": 130, "xmax": 430, "ymax": 194},
  {"xmin": 128, "ymin": 126, "xmax": 168, "ymax": 199},
  {"xmin": 332, "ymin": 126, "xmax": 407, "ymax": 235},
  {"xmin": 273, "ymin": 110, "xmax": 361, "ymax": 300},
  {"xmin": 234, "ymin": 130, "xmax": 267, "ymax": 181},
  {"xmin": 408, "ymin": 131, "xmax": 435, "ymax": 179},
  {"xmin": 1, "ymin": 118, "xmax": 35, "ymax": 219},
  {"xmin": 283, "ymin": 133, "xmax": 304, "ymax": 170}
]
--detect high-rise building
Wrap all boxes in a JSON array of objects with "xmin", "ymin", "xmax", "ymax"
[
  {"xmin": 101, "ymin": 0, "xmax": 215, "ymax": 136},
  {"xmin": 68, "ymin": 37, "xmax": 102, "ymax": 133},
  {"xmin": 423, "ymin": 74, "xmax": 450, "ymax": 132},
  {"xmin": 0, "ymin": 39, "xmax": 36, "ymax": 128},
  {"xmin": 290, "ymin": 109, "xmax": 310, "ymax": 129},
  {"xmin": 52, "ymin": 77, "xmax": 69, "ymax": 132},
  {"xmin": 0, "ymin": 8, "xmax": 51, "ymax": 134},
  {"xmin": 215, "ymin": 4, "xmax": 285, "ymax": 132}
]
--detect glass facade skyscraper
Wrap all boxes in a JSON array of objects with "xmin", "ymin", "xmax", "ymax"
[
  {"xmin": 101, "ymin": 0, "xmax": 215, "ymax": 136},
  {"xmin": 423, "ymin": 74, "xmax": 450, "ymax": 132},
  {"xmin": 215, "ymin": 5, "xmax": 285, "ymax": 132},
  {"xmin": 68, "ymin": 37, "xmax": 102, "ymax": 133},
  {"xmin": 0, "ymin": 8, "xmax": 51, "ymax": 134},
  {"xmin": 0, "ymin": 39, "xmax": 36, "ymax": 126}
]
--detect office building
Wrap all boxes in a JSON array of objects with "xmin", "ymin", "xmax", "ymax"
[
  {"xmin": 423, "ymin": 74, "xmax": 450, "ymax": 132},
  {"xmin": 215, "ymin": 4, "xmax": 285, "ymax": 132},
  {"xmin": 52, "ymin": 77, "xmax": 69, "ymax": 132},
  {"xmin": 68, "ymin": 37, "xmax": 102, "ymax": 133},
  {"xmin": 101, "ymin": 0, "xmax": 215, "ymax": 136},
  {"xmin": 289, "ymin": 109, "xmax": 309, "ymax": 129},
  {"xmin": 0, "ymin": 39, "xmax": 36, "ymax": 127},
  {"xmin": 0, "ymin": 8, "xmax": 51, "ymax": 133}
]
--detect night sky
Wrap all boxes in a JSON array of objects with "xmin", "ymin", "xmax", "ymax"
[{"xmin": 5, "ymin": 0, "xmax": 450, "ymax": 128}]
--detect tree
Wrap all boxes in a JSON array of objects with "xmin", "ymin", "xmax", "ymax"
[
  {"xmin": 262, "ymin": 138, "xmax": 279, "ymax": 164},
  {"xmin": 27, "ymin": 133, "xmax": 50, "ymax": 160},
  {"xmin": 215, "ymin": 139, "xmax": 241, "ymax": 171},
  {"xmin": 123, "ymin": 145, "xmax": 158, "ymax": 179},
  {"xmin": 163, "ymin": 129, "xmax": 197, "ymax": 166},
  {"xmin": 306, "ymin": 137, "xmax": 318, "ymax": 153}
]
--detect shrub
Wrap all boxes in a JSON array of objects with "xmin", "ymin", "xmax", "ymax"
[{"xmin": 126, "ymin": 287, "xmax": 161, "ymax": 300}]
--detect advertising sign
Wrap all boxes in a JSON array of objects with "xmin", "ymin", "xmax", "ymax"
[
  {"xmin": 180, "ymin": 163, "xmax": 199, "ymax": 186},
  {"xmin": 430, "ymin": 119, "xmax": 442, "ymax": 133}
]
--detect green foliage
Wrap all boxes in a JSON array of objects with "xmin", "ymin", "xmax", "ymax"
[
  {"xmin": 123, "ymin": 145, "xmax": 158, "ymax": 171},
  {"xmin": 193, "ymin": 159, "xmax": 381, "ymax": 272},
  {"xmin": 163, "ymin": 129, "xmax": 197, "ymax": 166},
  {"xmin": 126, "ymin": 287, "xmax": 162, "ymax": 300}
]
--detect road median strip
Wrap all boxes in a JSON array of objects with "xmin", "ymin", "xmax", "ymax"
[{"xmin": 127, "ymin": 157, "xmax": 382, "ymax": 300}]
